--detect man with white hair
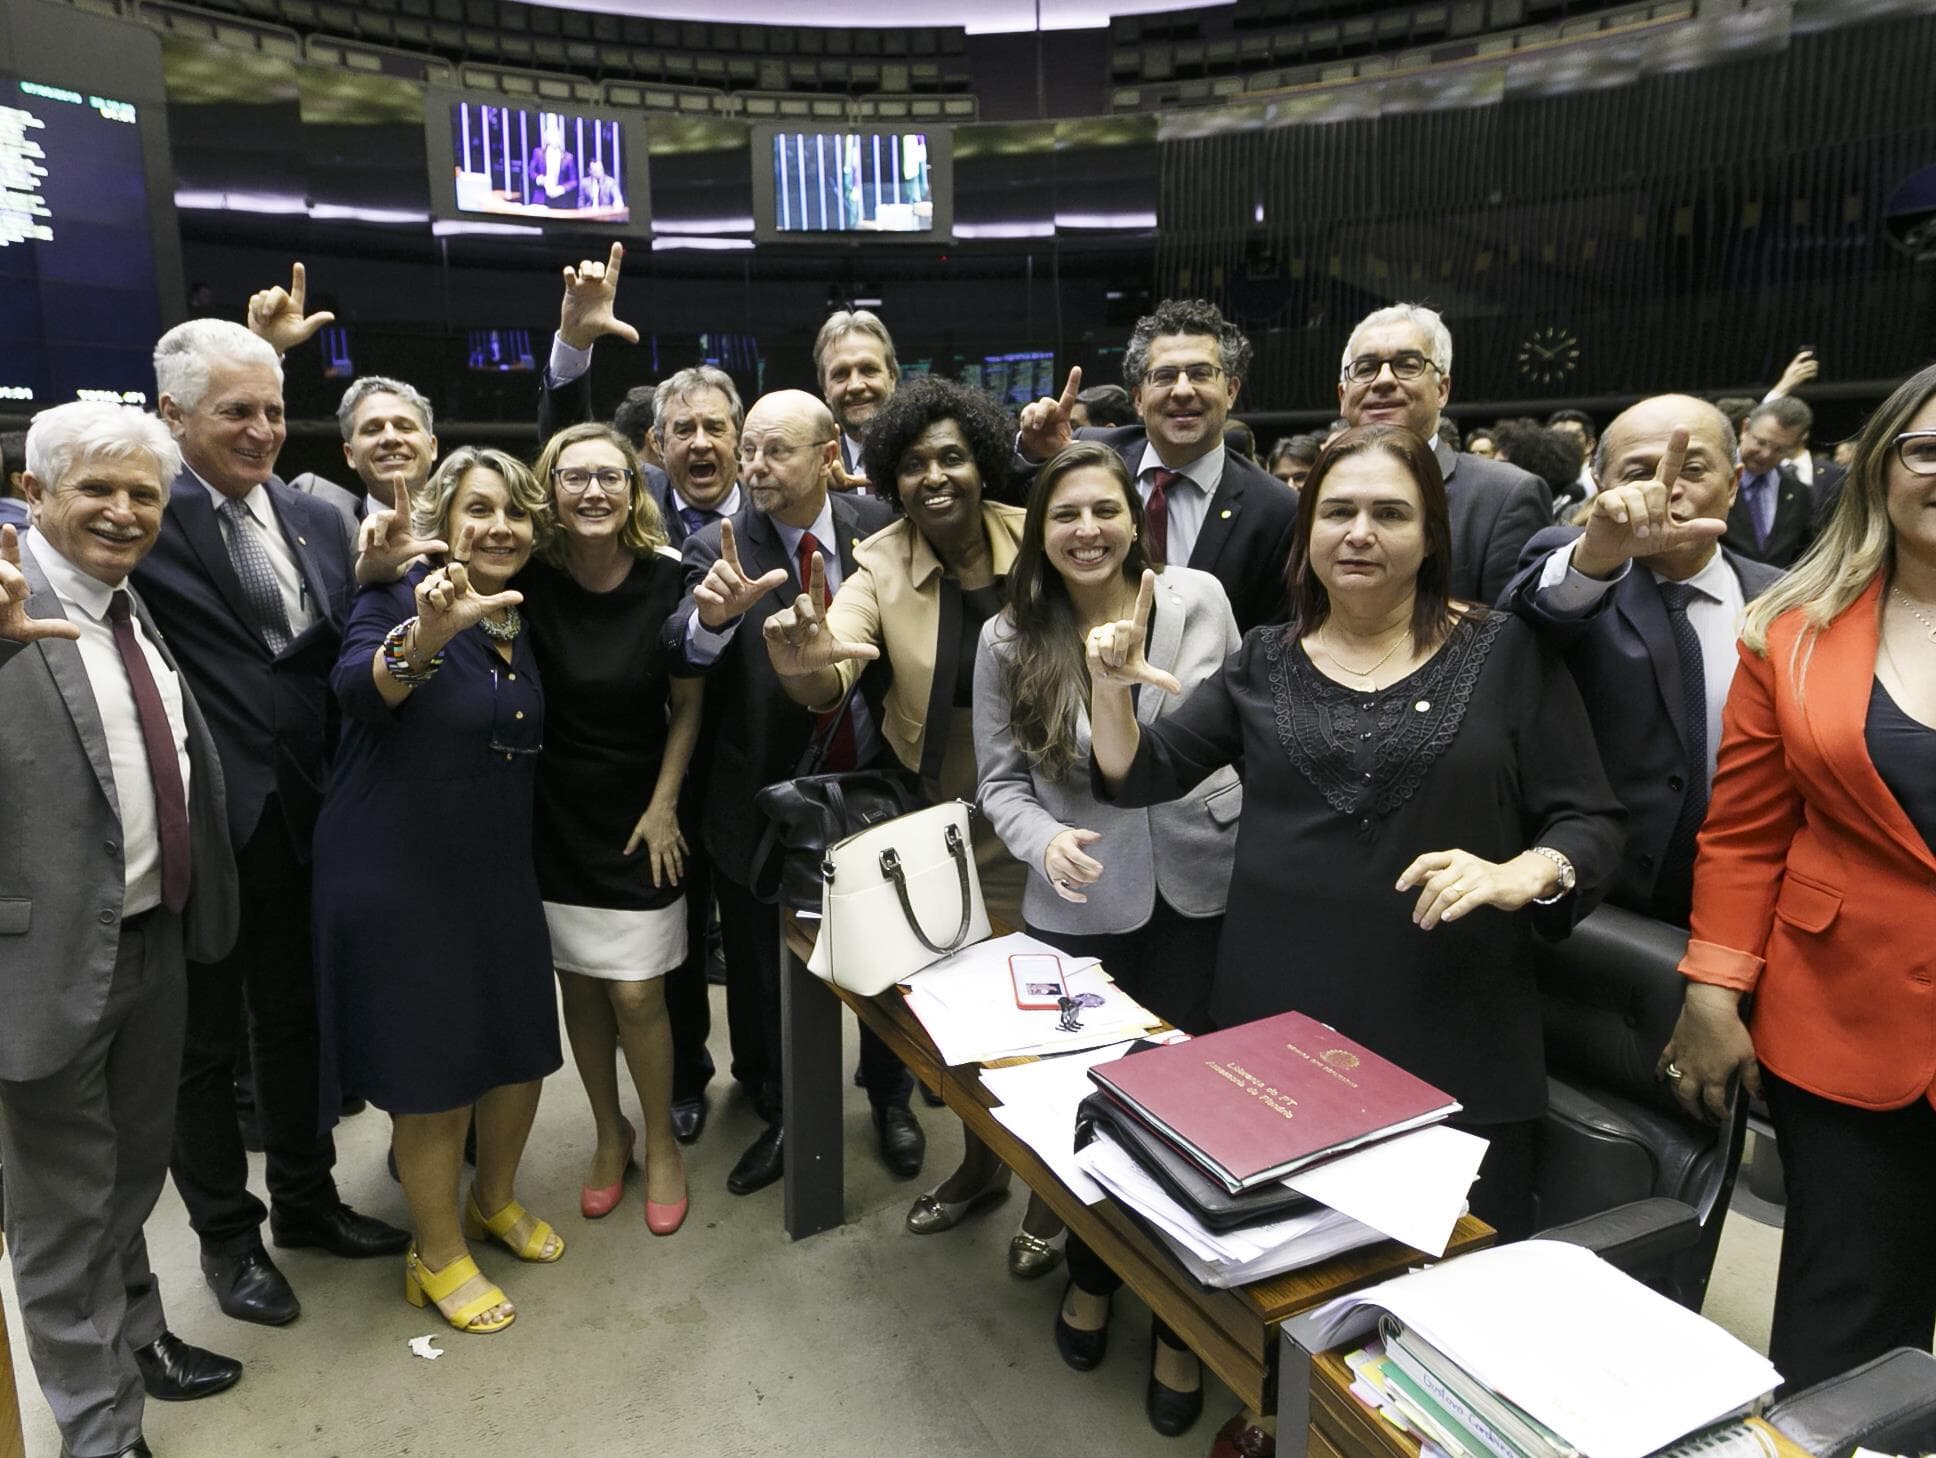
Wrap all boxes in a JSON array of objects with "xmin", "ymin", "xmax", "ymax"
[
  {"xmin": 1, "ymin": 401, "xmax": 243, "ymax": 1458},
  {"xmin": 134, "ymin": 319, "xmax": 406, "ymax": 1334},
  {"xmin": 1335, "ymin": 302, "xmax": 1552, "ymax": 602}
]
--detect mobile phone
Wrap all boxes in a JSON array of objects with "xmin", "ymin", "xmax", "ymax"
[{"xmin": 1009, "ymin": 953, "xmax": 1067, "ymax": 1011}]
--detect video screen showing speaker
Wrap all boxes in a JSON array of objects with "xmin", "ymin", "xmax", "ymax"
[
  {"xmin": 751, "ymin": 125, "xmax": 952, "ymax": 243},
  {"xmin": 467, "ymin": 328, "xmax": 535, "ymax": 372},
  {"xmin": 426, "ymin": 90, "xmax": 645, "ymax": 231},
  {"xmin": 0, "ymin": 76, "xmax": 163, "ymax": 408}
]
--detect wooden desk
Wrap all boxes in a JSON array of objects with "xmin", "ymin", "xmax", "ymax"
[{"xmin": 779, "ymin": 911, "xmax": 1493, "ymax": 1417}]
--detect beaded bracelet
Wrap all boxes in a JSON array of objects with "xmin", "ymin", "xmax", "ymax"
[{"xmin": 381, "ymin": 616, "xmax": 444, "ymax": 686}]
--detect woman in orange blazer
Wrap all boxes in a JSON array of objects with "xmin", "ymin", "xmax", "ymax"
[{"xmin": 1662, "ymin": 362, "xmax": 1936, "ymax": 1394}]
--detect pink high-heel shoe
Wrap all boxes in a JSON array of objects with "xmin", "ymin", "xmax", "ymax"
[
  {"xmin": 580, "ymin": 1121, "xmax": 636, "ymax": 1220},
  {"xmin": 644, "ymin": 1152, "xmax": 689, "ymax": 1236}
]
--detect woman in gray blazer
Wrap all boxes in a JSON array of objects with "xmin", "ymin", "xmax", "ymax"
[{"xmin": 977, "ymin": 442, "xmax": 1242, "ymax": 1437}]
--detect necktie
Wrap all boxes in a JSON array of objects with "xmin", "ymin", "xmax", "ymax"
[
  {"xmin": 1746, "ymin": 472, "xmax": 1777, "ymax": 548},
  {"xmin": 1145, "ymin": 468, "xmax": 1177, "ymax": 567},
  {"xmin": 218, "ymin": 497, "xmax": 294, "ymax": 654},
  {"xmin": 1657, "ymin": 580, "xmax": 1710, "ymax": 921},
  {"xmin": 107, "ymin": 592, "xmax": 191, "ymax": 914},
  {"xmin": 796, "ymin": 531, "xmax": 856, "ymax": 772},
  {"xmin": 678, "ymin": 505, "xmax": 719, "ymax": 539}
]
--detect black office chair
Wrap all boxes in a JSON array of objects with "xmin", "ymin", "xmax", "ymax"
[
  {"xmin": 1527, "ymin": 902, "xmax": 1749, "ymax": 1309},
  {"xmin": 1767, "ymin": 1348, "xmax": 1936, "ymax": 1458}
]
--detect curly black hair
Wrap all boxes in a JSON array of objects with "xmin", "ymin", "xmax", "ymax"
[{"xmin": 859, "ymin": 374, "xmax": 1015, "ymax": 510}]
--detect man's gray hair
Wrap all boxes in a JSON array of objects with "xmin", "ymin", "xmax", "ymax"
[
  {"xmin": 1341, "ymin": 303, "xmax": 1455, "ymax": 378},
  {"xmin": 336, "ymin": 376, "xmax": 434, "ymax": 441},
  {"xmin": 1750, "ymin": 393, "xmax": 1813, "ymax": 438},
  {"xmin": 26, "ymin": 401, "xmax": 182, "ymax": 499},
  {"xmin": 652, "ymin": 366, "xmax": 744, "ymax": 446},
  {"xmin": 152, "ymin": 319, "xmax": 283, "ymax": 411},
  {"xmin": 813, "ymin": 310, "xmax": 900, "ymax": 386},
  {"xmin": 1122, "ymin": 298, "xmax": 1253, "ymax": 389}
]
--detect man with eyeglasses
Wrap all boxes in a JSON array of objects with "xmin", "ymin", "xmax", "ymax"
[
  {"xmin": 1335, "ymin": 302, "xmax": 1552, "ymax": 604},
  {"xmin": 1018, "ymin": 297, "xmax": 1300, "ymax": 631},
  {"xmin": 1724, "ymin": 395, "xmax": 1820, "ymax": 569},
  {"xmin": 662, "ymin": 390, "xmax": 907, "ymax": 1196}
]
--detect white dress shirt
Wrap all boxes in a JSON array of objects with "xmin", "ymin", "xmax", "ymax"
[
  {"xmin": 28, "ymin": 529, "xmax": 193, "ymax": 915},
  {"xmin": 1534, "ymin": 541, "xmax": 1748, "ymax": 782},
  {"xmin": 1131, "ymin": 440, "xmax": 1224, "ymax": 568},
  {"xmin": 196, "ymin": 471, "xmax": 318, "ymax": 638}
]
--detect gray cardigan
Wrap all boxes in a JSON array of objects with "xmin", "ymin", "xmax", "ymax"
[{"xmin": 974, "ymin": 565, "xmax": 1242, "ymax": 937}]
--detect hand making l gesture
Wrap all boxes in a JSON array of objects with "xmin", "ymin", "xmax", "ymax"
[
  {"xmin": 411, "ymin": 525, "xmax": 523, "ymax": 653},
  {"xmin": 558, "ymin": 241, "xmax": 639, "ymax": 351},
  {"xmin": 1018, "ymin": 365, "xmax": 1083, "ymax": 464},
  {"xmin": 0, "ymin": 525, "xmax": 80, "ymax": 644},
  {"xmin": 761, "ymin": 551, "xmax": 879, "ymax": 678},
  {"xmin": 247, "ymin": 262, "xmax": 335, "ymax": 358},
  {"xmin": 355, "ymin": 475, "xmax": 447, "ymax": 587},
  {"xmin": 1570, "ymin": 425, "xmax": 1728, "ymax": 579},
  {"xmin": 693, "ymin": 519, "xmax": 789, "ymax": 628},
  {"xmin": 1084, "ymin": 569, "xmax": 1182, "ymax": 695}
]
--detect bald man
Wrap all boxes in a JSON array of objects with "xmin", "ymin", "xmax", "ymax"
[{"xmin": 1501, "ymin": 395, "xmax": 1784, "ymax": 924}]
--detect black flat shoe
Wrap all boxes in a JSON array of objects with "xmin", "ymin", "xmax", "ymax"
[
  {"xmin": 1146, "ymin": 1323, "xmax": 1204, "ymax": 1437},
  {"xmin": 200, "ymin": 1246, "xmax": 300, "ymax": 1326},
  {"xmin": 726, "ymin": 1123, "xmax": 785, "ymax": 1195},
  {"xmin": 873, "ymin": 1103, "xmax": 926, "ymax": 1179},
  {"xmin": 670, "ymin": 1092, "xmax": 708, "ymax": 1144},
  {"xmin": 134, "ymin": 1330, "xmax": 242, "ymax": 1402},
  {"xmin": 271, "ymin": 1203, "xmax": 410, "ymax": 1259},
  {"xmin": 1053, "ymin": 1279, "xmax": 1109, "ymax": 1372}
]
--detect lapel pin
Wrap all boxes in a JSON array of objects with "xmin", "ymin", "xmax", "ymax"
[
  {"xmin": 1220, "ymin": 508, "xmax": 1232, "ymax": 519},
  {"xmin": 298, "ymin": 536, "xmax": 307, "ymax": 545}
]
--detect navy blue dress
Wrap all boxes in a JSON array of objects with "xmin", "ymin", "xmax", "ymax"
[{"xmin": 313, "ymin": 572, "xmax": 561, "ymax": 1116}]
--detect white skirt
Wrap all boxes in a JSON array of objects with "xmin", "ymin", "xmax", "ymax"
[{"xmin": 543, "ymin": 898, "xmax": 688, "ymax": 981}]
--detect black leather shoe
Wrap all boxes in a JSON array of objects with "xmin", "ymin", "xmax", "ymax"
[
  {"xmin": 200, "ymin": 1246, "xmax": 300, "ymax": 1326},
  {"xmin": 670, "ymin": 1092, "xmax": 708, "ymax": 1144},
  {"xmin": 61, "ymin": 1441, "xmax": 152, "ymax": 1457},
  {"xmin": 270, "ymin": 1203, "xmax": 410, "ymax": 1259},
  {"xmin": 1146, "ymin": 1323, "xmax": 1204, "ymax": 1436},
  {"xmin": 135, "ymin": 1330, "xmax": 242, "ymax": 1402},
  {"xmin": 726, "ymin": 1123, "xmax": 785, "ymax": 1195},
  {"xmin": 873, "ymin": 1103, "xmax": 926, "ymax": 1179},
  {"xmin": 1054, "ymin": 1279, "xmax": 1109, "ymax": 1372}
]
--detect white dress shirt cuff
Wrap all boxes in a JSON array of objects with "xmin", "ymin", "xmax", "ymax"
[
  {"xmin": 547, "ymin": 333, "xmax": 594, "ymax": 386},
  {"xmin": 1534, "ymin": 540, "xmax": 1630, "ymax": 612},
  {"xmin": 683, "ymin": 610, "xmax": 738, "ymax": 665}
]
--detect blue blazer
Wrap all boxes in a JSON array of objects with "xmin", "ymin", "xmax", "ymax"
[{"xmin": 132, "ymin": 471, "xmax": 356, "ymax": 851}]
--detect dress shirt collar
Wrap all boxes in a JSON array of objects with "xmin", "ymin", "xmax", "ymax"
[
  {"xmin": 1648, "ymin": 541, "xmax": 1734, "ymax": 603},
  {"xmin": 194, "ymin": 466, "xmax": 274, "ymax": 529},
  {"xmin": 671, "ymin": 483, "xmax": 740, "ymax": 519},
  {"xmin": 771, "ymin": 498, "xmax": 838, "ymax": 566},
  {"xmin": 22, "ymin": 526, "xmax": 119, "ymax": 619},
  {"xmin": 1133, "ymin": 439, "xmax": 1224, "ymax": 495}
]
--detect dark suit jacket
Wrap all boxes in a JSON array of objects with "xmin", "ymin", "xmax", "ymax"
[
  {"xmin": 1502, "ymin": 526, "xmax": 1782, "ymax": 922},
  {"xmin": 662, "ymin": 492, "xmax": 897, "ymax": 884},
  {"xmin": 132, "ymin": 472, "xmax": 356, "ymax": 852},
  {"xmin": 534, "ymin": 368, "xmax": 683, "ymax": 539},
  {"xmin": 1432, "ymin": 439, "xmax": 1553, "ymax": 605},
  {"xmin": 1723, "ymin": 462, "xmax": 1815, "ymax": 569}
]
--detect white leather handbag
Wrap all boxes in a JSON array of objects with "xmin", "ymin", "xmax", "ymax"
[{"xmin": 806, "ymin": 799, "xmax": 990, "ymax": 996}]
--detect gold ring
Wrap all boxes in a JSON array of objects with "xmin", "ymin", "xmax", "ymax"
[{"xmin": 1664, "ymin": 1062, "xmax": 1684, "ymax": 1081}]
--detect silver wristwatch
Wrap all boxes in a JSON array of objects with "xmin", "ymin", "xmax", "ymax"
[{"xmin": 1528, "ymin": 846, "xmax": 1577, "ymax": 904}]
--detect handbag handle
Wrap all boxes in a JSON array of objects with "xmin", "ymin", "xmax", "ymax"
[{"xmin": 878, "ymin": 822, "xmax": 973, "ymax": 955}]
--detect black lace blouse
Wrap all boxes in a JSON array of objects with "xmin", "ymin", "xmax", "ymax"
[{"xmin": 1106, "ymin": 614, "xmax": 1625, "ymax": 1122}]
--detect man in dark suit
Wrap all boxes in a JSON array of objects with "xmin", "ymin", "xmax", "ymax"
[
  {"xmin": 137, "ymin": 319, "xmax": 406, "ymax": 1332},
  {"xmin": 2, "ymin": 402, "xmax": 243, "ymax": 1458},
  {"xmin": 1502, "ymin": 395, "xmax": 1783, "ymax": 924},
  {"xmin": 1017, "ymin": 297, "xmax": 1300, "ymax": 631},
  {"xmin": 1726, "ymin": 395, "xmax": 1818, "ymax": 568},
  {"xmin": 1336, "ymin": 302, "xmax": 1552, "ymax": 603},
  {"xmin": 663, "ymin": 389, "xmax": 916, "ymax": 1196}
]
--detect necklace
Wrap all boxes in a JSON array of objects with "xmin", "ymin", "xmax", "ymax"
[
  {"xmin": 478, "ymin": 606, "xmax": 524, "ymax": 643},
  {"xmin": 1318, "ymin": 623, "xmax": 1408, "ymax": 689},
  {"xmin": 1892, "ymin": 586, "xmax": 1936, "ymax": 644}
]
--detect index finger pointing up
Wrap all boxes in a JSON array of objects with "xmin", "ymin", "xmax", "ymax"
[
  {"xmin": 1655, "ymin": 425, "xmax": 1690, "ymax": 493},
  {"xmin": 1130, "ymin": 567, "xmax": 1157, "ymax": 632},
  {"xmin": 604, "ymin": 240, "xmax": 624, "ymax": 281},
  {"xmin": 807, "ymin": 551, "xmax": 829, "ymax": 613},
  {"xmin": 0, "ymin": 523, "xmax": 17, "ymax": 566},
  {"xmin": 1058, "ymin": 365, "xmax": 1083, "ymax": 416},
  {"xmin": 719, "ymin": 517, "xmax": 740, "ymax": 572},
  {"xmin": 289, "ymin": 260, "xmax": 308, "ymax": 308}
]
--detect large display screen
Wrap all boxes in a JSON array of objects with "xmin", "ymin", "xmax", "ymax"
[
  {"xmin": 0, "ymin": 76, "xmax": 162, "ymax": 407},
  {"xmin": 751, "ymin": 125, "xmax": 952, "ymax": 243},
  {"xmin": 444, "ymin": 99, "xmax": 631, "ymax": 225}
]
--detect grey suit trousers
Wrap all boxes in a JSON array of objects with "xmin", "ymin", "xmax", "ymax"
[{"xmin": 0, "ymin": 910, "xmax": 186, "ymax": 1456}]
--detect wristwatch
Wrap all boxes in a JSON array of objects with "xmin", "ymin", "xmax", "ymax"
[{"xmin": 1528, "ymin": 846, "xmax": 1577, "ymax": 904}]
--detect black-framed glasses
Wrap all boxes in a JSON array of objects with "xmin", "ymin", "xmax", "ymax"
[
  {"xmin": 1342, "ymin": 351, "xmax": 1439, "ymax": 384},
  {"xmin": 1894, "ymin": 431, "xmax": 1936, "ymax": 478},
  {"xmin": 1141, "ymin": 363, "xmax": 1225, "ymax": 391},
  {"xmin": 551, "ymin": 467, "xmax": 633, "ymax": 496}
]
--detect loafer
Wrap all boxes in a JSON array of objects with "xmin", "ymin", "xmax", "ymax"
[
  {"xmin": 1146, "ymin": 1326, "xmax": 1204, "ymax": 1436},
  {"xmin": 1053, "ymin": 1279, "xmax": 1109, "ymax": 1372},
  {"xmin": 1008, "ymin": 1230, "xmax": 1064, "ymax": 1280},
  {"xmin": 873, "ymin": 1103, "xmax": 926, "ymax": 1179},
  {"xmin": 271, "ymin": 1202, "xmax": 410, "ymax": 1259},
  {"xmin": 904, "ymin": 1174, "xmax": 1009, "ymax": 1234},
  {"xmin": 135, "ymin": 1330, "xmax": 242, "ymax": 1402},
  {"xmin": 200, "ymin": 1246, "xmax": 300, "ymax": 1326},
  {"xmin": 670, "ymin": 1092, "xmax": 707, "ymax": 1144},
  {"xmin": 726, "ymin": 1123, "xmax": 785, "ymax": 1196}
]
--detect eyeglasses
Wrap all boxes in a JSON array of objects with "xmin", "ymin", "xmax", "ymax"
[
  {"xmin": 1342, "ymin": 352, "xmax": 1439, "ymax": 385},
  {"xmin": 1141, "ymin": 363, "xmax": 1225, "ymax": 391},
  {"xmin": 551, "ymin": 467, "xmax": 633, "ymax": 495},
  {"xmin": 1894, "ymin": 431, "xmax": 1936, "ymax": 477},
  {"xmin": 737, "ymin": 438, "xmax": 831, "ymax": 468}
]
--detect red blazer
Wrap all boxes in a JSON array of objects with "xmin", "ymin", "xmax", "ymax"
[{"xmin": 1679, "ymin": 576, "xmax": 1936, "ymax": 1110}]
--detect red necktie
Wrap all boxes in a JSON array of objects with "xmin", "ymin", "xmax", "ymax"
[
  {"xmin": 107, "ymin": 591, "xmax": 191, "ymax": 914},
  {"xmin": 797, "ymin": 532, "xmax": 856, "ymax": 772},
  {"xmin": 1145, "ymin": 468, "xmax": 1177, "ymax": 567}
]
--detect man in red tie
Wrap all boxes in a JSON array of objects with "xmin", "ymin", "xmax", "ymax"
[{"xmin": 0, "ymin": 401, "xmax": 244, "ymax": 1458}]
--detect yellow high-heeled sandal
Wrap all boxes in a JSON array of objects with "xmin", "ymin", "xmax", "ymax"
[
  {"xmin": 403, "ymin": 1245, "xmax": 514, "ymax": 1334},
  {"xmin": 463, "ymin": 1188, "xmax": 565, "ymax": 1263}
]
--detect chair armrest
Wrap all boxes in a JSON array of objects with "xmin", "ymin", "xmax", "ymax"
[
  {"xmin": 1531, "ymin": 1196, "xmax": 1701, "ymax": 1273},
  {"xmin": 1766, "ymin": 1348, "xmax": 1936, "ymax": 1458}
]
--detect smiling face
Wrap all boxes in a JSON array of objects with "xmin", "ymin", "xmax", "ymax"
[
  {"xmin": 343, "ymin": 391, "xmax": 436, "ymax": 507},
  {"xmin": 1887, "ymin": 392, "xmax": 1936, "ymax": 574},
  {"xmin": 25, "ymin": 452, "xmax": 167, "ymax": 586},
  {"xmin": 444, "ymin": 467, "xmax": 533, "ymax": 593},
  {"xmin": 895, "ymin": 419, "xmax": 984, "ymax": 542},
  {"xmin": 162, "ymin": 355, "xmax": 286, "ymax": 498},
  {"xmin": 1132, "ymin": 333, "xmax": 1239, "ymax": 469},
  {"xmin": 1307, "ymin": 449, "xmax": 1428, "ymax": 606},
  {"xmin": 1336, "ymin": 320, "xmax": 1448, "ymax": 441},
  {"xmin": 658, "ymin": 385, "xmax": 738, "ymax": 511},
  {"xmin": 1738, "ymin": 411, "xmax": 1806, "ymax": 477},
  {"xmin": 1043, "ymin": 464, "xmax": 1135, "ymax": 592},
  {"xmin": 821, "ymin": 330, "xmax": 896, "ymax": 438},
  {"xmin": 549, "ymin": 437, "xmax": 633, "ymax": 547}
]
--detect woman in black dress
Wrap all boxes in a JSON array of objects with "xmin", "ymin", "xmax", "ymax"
[
  {"xmin": 1087, "ymin": 424, "xmax": 1625, "ymax": 1239},
  {"xmin": 314, "ymin": 447, "xmax": 563, "ymax": 1336},
  {"xmin": 522, "ymin": 422, "xmax": 701, "ymax": 1236}
]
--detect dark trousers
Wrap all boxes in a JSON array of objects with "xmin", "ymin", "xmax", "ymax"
[
  {"xmin": 665, "ymin": 844, "xmax": 717, "ymax": 1103},
  {"xmin": 714, "ymin": 867, "xmax": 909, "ymax": 1122},
  {"xmin": 1763, "ymin": 1068, "xmax": 1936, "ymax": 1395},
  {"xmin": 170, "ymin": 804, "xmax": 338, "ymax": 1253},
  {"xmin": 1025, "ymin": 898, "xmax": 1223, "ymax": 1036},
  {"xmin": 1455, "ymin": 1115, "xmax": 1538, "ymax": 1243}
]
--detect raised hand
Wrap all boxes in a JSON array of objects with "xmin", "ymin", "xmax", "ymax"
[
  {"xmin": 1018, "ymin": 365, "xmax": 1083, "ymax": 463},
  {"xmin": 1045, "ymin": 828, "xmax": 1104, "ymax": 904},
  {"xmin": 412, "ymin": 525, "xmax": 523, "ymax": 652},
  {"xmin": 0, "ymin": 525, "xmax": 80, "ymax": 644},
  {"xmin": 761, "ymin": 551, "xmax": 880, "ymax": 678},
  {"xmin": 558, "ymin": 241, "xmax": 639, "ymax": 350},
  {"xmin": 693, "ymin": 519, "xmax": 789, "ymax": 628},
  {"xmin": 1394, "ymin": 847, "xmax": 1554, "ymax": 930},
  {"xmin": 246, "ymin": 262, "xmax": 335, "ymax": 357},
  {"xmin": 828, "ymin": 455, "xmax": 869, "ymax": 495},
  {"xmin": 1085, "ymin": 569, "xmax": 1182, "ymax": 695},
  {"xmin": 355, "ymin": 475, "xmax": 447, "ymax": 587},
  {"xmin": 1571, "ymin": 425, "xmax": 1728, "ymax": 578},
  {"xmin": 1770, "ymin": 348, "xmax": 1820, "ymax": 398}
]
